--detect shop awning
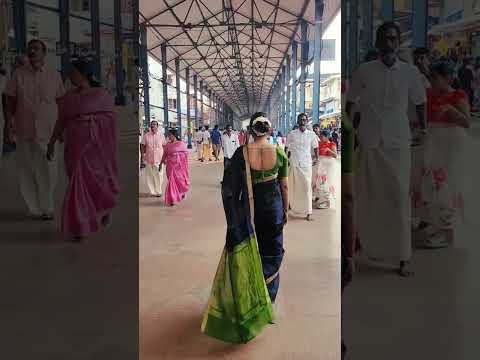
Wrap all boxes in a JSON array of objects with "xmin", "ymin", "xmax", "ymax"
[
  {"xmin": 429, "ymin": 16, "xmax": 480, "ymax": 35},
  {"xmin": 319, "ymin": 110, "xmax": 340, "ymax": 119}
]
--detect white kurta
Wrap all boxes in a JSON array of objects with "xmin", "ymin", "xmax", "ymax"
[
  {"xmin": 348, "ymin": 59, "xmax": 426, "ymax": 261},
  {"xmin": 286, "ymin": 129, "xmax": 318, "ymax": 216}
]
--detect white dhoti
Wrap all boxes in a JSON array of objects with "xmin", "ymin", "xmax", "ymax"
[
  {"xmin": 196, "ymin": 143, "xmax": 203, "ymax": 159},
  {"xmin": 288, "ymin": 164, "xmax": 313, "ymax": 216},
  {"xmin": 420, "ymin": 127, "xmax": 467, "ymax": 233},
  {"xmin": 145, "ymin": 163, "xmax": 164, "ymax": 196},
  {"xmin": 355, "ymin": 146, "xmax": 411, "ymax": 261},
  {"xmin": 312, "ymin": 157, "xmax": 337, "ymax": 209},
  {"xmin": 16, "ymin": 139, "xmax": 58, "ymax": 216}
]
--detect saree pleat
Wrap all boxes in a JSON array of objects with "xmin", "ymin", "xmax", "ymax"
[{"xmin": 202, "ymin": 146, "xmax": 284, "ymax": 344}]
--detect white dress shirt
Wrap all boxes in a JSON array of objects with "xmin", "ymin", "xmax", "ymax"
[
  {"xmin": 286, "ymin": 129, "xmax": 319, "ymax": 167},
  {"xmin": 222, "ymin": 132, "xmax": 239, "ymax": 159},
  {"xmin": 195, "ymin": 131, "xmax": 203, "ymax": 143},
  {"xmin": 347, "ymin": 59, "xmax": 426, "ymax": 149},
  {"xmin": 202, "ymin": 130, "xmax": 211, "ymax": 144}
]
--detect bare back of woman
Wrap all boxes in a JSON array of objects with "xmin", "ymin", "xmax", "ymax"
[{"xmin": 246, "ymin": 141, "xmax": 277, "ymax": 171}]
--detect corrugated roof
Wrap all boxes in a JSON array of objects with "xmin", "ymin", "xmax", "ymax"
[{"xmin": 140, "ymin": 0, "xmax": 339, "ymax": 115}]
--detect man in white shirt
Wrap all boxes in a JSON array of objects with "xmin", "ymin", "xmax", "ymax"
[
  {"xmin": 140, "ymin": 120, "xmax": 165, "ymax": 197},
  {"xmin": 202, "ymin": 125, "xmax": 212, "ymax": 161},
  {"xmin": 195, "ymin": 127, "xmax": 204, "ymax": 161},
  {"xmin": 221, "ymin": 124, "xmax": 239, "ymax": 170},
  {"xmin": 285, "ymin": 113, "xmax": 319, "ymax": 221},
  {"xmin": 346, "ymin": 22, "xmax": 426, "ymax": 276},
  {"xmin": 4, "ymin": 39, "xmax": 65, "ymax": 220}
]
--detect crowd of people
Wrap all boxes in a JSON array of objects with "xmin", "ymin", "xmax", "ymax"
[
  {"xmin": 342, "ymin": 20, "xmax": 472, "ymax": 359},
  {"xmin": 138, "ymin": 111, "xmax": 341, "ymax": 343},
  {"xmin": 1, "ymin": 39, "xmax": 120, "ymax": 242}
]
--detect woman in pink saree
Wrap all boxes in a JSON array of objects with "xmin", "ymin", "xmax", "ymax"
[
  {"xmin": 159, "ymin": 129, "xmax": 190, "ymax": 206},
  {"xmin": 47, "ymin": 59, "xmax": 119, "ymax": 241}
]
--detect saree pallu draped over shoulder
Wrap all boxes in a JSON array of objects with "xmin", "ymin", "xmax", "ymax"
[
  {"xmin": 57, "ymin": 88, "xmax": 119, "ymax": 237},
  {"xmin": 202, "ymin": 146, "xmax": 284, "ymax": 344}
]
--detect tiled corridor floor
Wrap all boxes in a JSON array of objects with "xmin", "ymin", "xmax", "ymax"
[{"xmin": 139, "ymin": 157, "xmax": 341, "ymax": 360}]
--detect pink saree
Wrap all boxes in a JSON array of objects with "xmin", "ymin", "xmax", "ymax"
[
  {"xmin": 57, "ymin": 88, "xmax": 119, "ymax": 237},
  {"xmin": 164, "ymin": 140, "xmax": 190, "ymax": 206}
]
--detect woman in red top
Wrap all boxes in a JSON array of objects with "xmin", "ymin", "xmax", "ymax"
[
  {"xmin": 420, "ymin": 61, "xmax": 470, "ymax": 248},
  {"xmin": 312, "ymin": 126, "xmax": 338, "ymax": 209}
]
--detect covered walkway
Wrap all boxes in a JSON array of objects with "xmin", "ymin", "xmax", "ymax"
[
  {"xmin": 139, "ymin": 1, "xmax": 342, "ymax": 357},
  {"xmin": 139, "ymin": 156, "xmax": 340, "ymax": 359}
]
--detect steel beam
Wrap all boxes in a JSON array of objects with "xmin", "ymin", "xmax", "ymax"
[
  {"xmin": 381, "ymin": 0, "xmax": 394, "ymax": 21},
  {"xmin": 291, "ymin": 40, "xmax": 298, "ymax": 128},
  {"xmin": 186, "ymin": 67, "xmax": 192, "ymax": 148},
  {"xmin": 285, "ymin": 55, "xmax": 291, "ymax": 132},
  {"xmin": 361, "ymin": 0, "xmax": 373, "ymax": 53},
  {"xmin": 341, "ymin": 0, "xmax": 347, "ymax": 79},
  {"xmin": 200, "ymin": 81, "xmax": 204, "ymax": 126},
  {"xmin": 300, "ymin": 20, "xmax": 308, "ymax": 113},
  {"xmin": 13, "ymin": 0, "xmax": 26, "ymax": 56},
  {"xmin": 347, "ymin": 0, "xmax": 358, "ymax": 77},
  {"xmin": 91, "ymin": 0, "xmax": 101, "ymax": 83},
  {"xmin": 280, "ymin": 66, "xmax": 286, "ymax": 134},
  {"xmin": 161, "ymin": 43, "xmax": 169, "ymax": 135},
  {"xmin": 208, "ymin": 89, "xmax": 212, "ymax": 126},
  {"xmin": 413, "ymin": 0, "xmax": 428, "ymax": 48},
  {"xmin": 312, "ymin": 0, "xmax": 324, "ymax": 123},
  {"xmin": 114, "ymin": 0, "xmax": 125, "ymax": 105},
  {"xmin": 175, "ymin": 57, "xmax": 182, "ymax": 138},
  {"xmin": 193, "ymin": 74, "xmax": 198, "ymax": 129},
  {"xmin": 140, "ymin": 24, "xmax": 150, "ymax": 128},
  {"xmin": 59, "ymin": 0, "xmax": 70, "ymax": 80}
]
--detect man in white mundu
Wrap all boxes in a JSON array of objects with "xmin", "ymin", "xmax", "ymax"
[
  {"xmin": 195, "ymin": 127, "xmax": 204, "ymax": 161},
  {"xmin": 346, "ymin": 22, "xmax": 426, "ymax": 276},
  {"xmin": 286, "ymin": 113, "xmax": 319, "ymax": 221},
  {"xmin": 141, "ymin": 120, "xmax": 165, "ymax": 197},
  {"xmin": 4, "ymin": 39, "xmax": 65, "ymax": 220}
]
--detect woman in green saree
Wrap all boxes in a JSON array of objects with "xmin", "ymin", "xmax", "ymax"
[{"xmin": 201, "ymin": 112, "xmax": 289, "ymax": 344}]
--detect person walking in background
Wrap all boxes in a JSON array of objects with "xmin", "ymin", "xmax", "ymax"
[
  {"xmin": 46, "ymin": 59, "xmax": 119, "ymax": 241},
  {"xmin": 458, "ymin": 57, "xmax": 474, "ymax": 107},
  {"xmin": 346, "ymin": 22, "xmax": 426, "ymax": 276},
  {"xmin": 4, "ymin": 39, "xmax": 65, "ymax": 220},
  {"xmin": 331, "ymin": 127, "xmax": 339, "ymax": 150},
  {"xmin": 238, "ymin": 129, "xmax": 246, "ymax": 145},
  {"xmin": 472, "ymin": 57, "xmax": 480, "ymax": 110},
  {"xmin": 140, "ymin": 120, "xmax": 165, "ymax": 197},
  {"xmin": 160, "ymin": 129, "xmax": 190, "ymax": 207},
  {"xmin": 419, "ymin": 61, "xmax": 470, "ymax": 248},
  {"xmin": 195, "ymin": 127, "xmax": 204, "ymax": 161},
  {"xmin": 211, "ymin": 124, "xmax": 222, "ymax": 161},
  {"xmin": 285, "ymin": 113, "xmax": 319, "ymax": 221},
  {"xmin": 312, "ymin": 128, "xmax": 338, "ymax": 209},
  {"xmin": 221, "ymin": 124, "xmax": 239, "ymax": 170},
  {"xmin": 202, "ymin": 125, "xmax": 212, "ymax": 161}
]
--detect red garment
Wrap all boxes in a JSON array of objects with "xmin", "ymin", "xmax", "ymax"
[
  {"xmin": 238, "ymin": 132, "xmax": 246, "ymax": 145},
  {"xmin": 427, "ymin": 88, "xmax": 468, "ymax": 125},
  {"xmin": 318, "ymin": 140, "xmax": 336, "ymax": 157}
]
